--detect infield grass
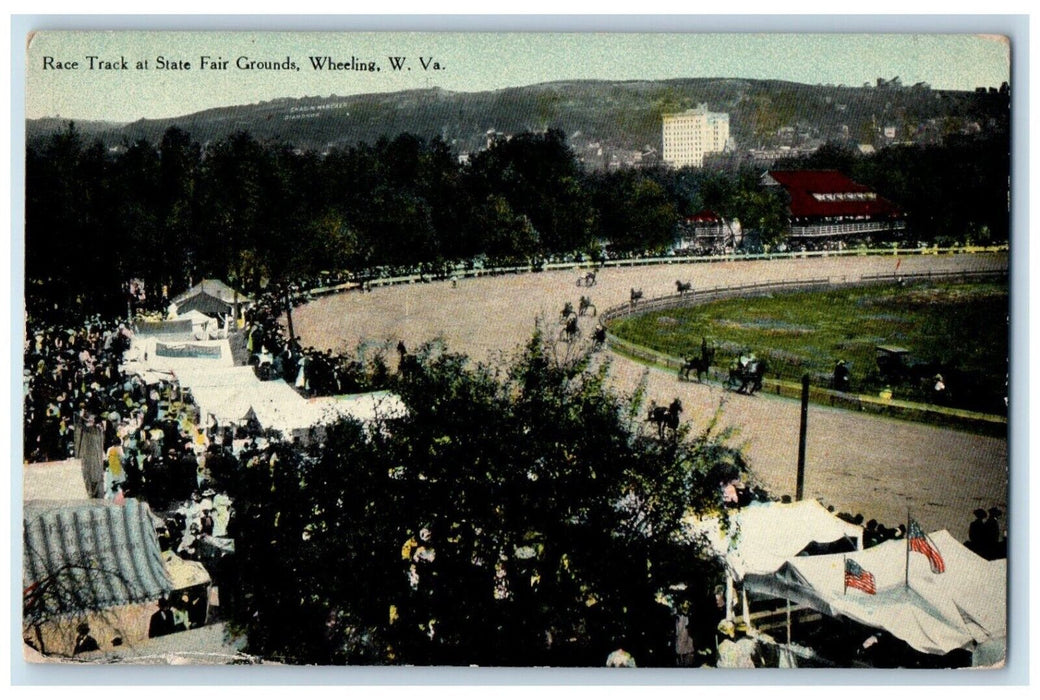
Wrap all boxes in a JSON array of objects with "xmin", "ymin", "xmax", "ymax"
[{"xmin": 609, "ymin": 281, "xmax": 1008, "ymax": 413}]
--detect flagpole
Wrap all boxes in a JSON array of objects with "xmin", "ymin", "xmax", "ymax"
[
  {"xmin": 843, "ymin": 555, "xmax": 848, "ymax": 596},
  {"xmin": 905, "ymin": 508, "xmax": 911, "ymax": 588}
]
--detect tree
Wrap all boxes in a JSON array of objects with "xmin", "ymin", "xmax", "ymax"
[
  {"xmin": 466, "ymin": 129, "xmax": 594, "ymax": 256},
  {"xmin": 589, "ymin": 170, "xmax": 681, "ymax": 254},
  {"xmin": 224, "ymin": 334, "xmax": 744, "ymax": 665}
]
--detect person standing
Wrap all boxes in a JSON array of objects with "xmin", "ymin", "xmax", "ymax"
[
  {"xmin": 149, "ymin": 597, "xmax": 177, "ymax": 638},
  {"xmin": 984, "ymin": 507, "xmax": 1005, "ymax": 559},
  {"xmin": 73, "ymin": 622, "xmax": 100, "ymax": 655},
  {"xmin": 967, "ymin": 509, "xmax": 988, "ymax": 556},
  {"xmin": 674, "ymin": 601, "xmax": 697, "ymax": 667}
]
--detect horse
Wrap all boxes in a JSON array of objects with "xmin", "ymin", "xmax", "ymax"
[
  {"xmin": 676, "ymin": 280, "xmax": 693, "ymax": 296},
  {"xmin": 647, "ymin": 398, "xmax": 683, "ymax": 438},
  {"xmin": 592, "ymin": 323, "xmax": 607, "ymax": 347},
  {"xmin": 630, "ymin": 288, "xmax": 644, "ymax": 307},
  {"xmin": 578, "ymin": 295, "xmax": 597, "ymax": 317},
  {"xmin": 727, "ymin": 357, "xmax": 768, "ymax": 395},
  {"xmin": 679, "ymin": 342, "xmax": 715, "ymax": 382},
  {"xmin": 576, "ymin": 270, "xmax": 597, "ymax": 287},
  {"xmin": 558, "ymin": 314, "xmax": 581, "ymax": 343}
]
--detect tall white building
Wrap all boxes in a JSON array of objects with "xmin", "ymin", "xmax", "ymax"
[{"xmin": 662, "ymin": 104, "xmax": 730, "ymax": 168}]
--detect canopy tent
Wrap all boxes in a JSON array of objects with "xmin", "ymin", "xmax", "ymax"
[
  {"xmin": 181, "ymin": 367, "xmax": 408, "ymax": 441},
  {"xmin": 686, "ymin": 500, "xmax": 864, "ymax": 582},
  {"xmin": 189, "ymin": 378, "xmax": 304, "ymax": 431},
  {"xmin": 22, "ymin": 459, "xmax": 89, "ymax": 501},
  {"xmin": 122, "ymin": 337, "xmax": 234, "ymax": 376},
  {"xmin": 683, "ymin": 500, "xmax": 864, "ymax": 634},
  {"xmin": 175, "ymin": 309, "xmax": 222, "ymax": 340},
  {"xmin": 772, "ymin": 530, "xmax": 1006, "ymax": 657},
  {"xmin": 162, "ymin": 550, "xmax": 212, "ymax": 590},
  {"xmin": 169, "ymin": 279, "xmax": 253, "ymax": 318},
  {"xmin": 305, "ymin": 391, "xmax": 408, "ymax": 425},
  {"xmin": 135, "ymin": 318, "xmax": 194, "ymax": 341},
  {"xmin": 23, "ymin": 499, "xmax": 173, "ymax": 619},
  {"xmin": 172, "ymin": 364, "xmax": 259, "ymax": 390}
]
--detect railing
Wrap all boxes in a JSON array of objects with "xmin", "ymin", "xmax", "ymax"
[
  {"xmin": 297, "ymin": 244, "xmax": 1009, "ymax": 302},
  {"xmin": 601, "ymin": 277, "xmax": 833, "ymax": 322},
  {"xmin": 790, "ymin": 221, "xmax": 907, "ymax": 237}
]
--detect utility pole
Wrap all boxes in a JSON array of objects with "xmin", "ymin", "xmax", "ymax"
[{"xmin": 796, "ymin": 374, "xmax": 810, "ymax": 500}]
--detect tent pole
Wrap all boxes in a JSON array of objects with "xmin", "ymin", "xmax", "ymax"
[
  {"xmin": 786, "ymin": 598, "xmax": 791, "ymax": 645},
  {"xmin": 725, "ymin": 575, "xmax": 735, "ymax": 622},
  {"xmin": 796, "ymin": 374, "xmax": 810, "ymax": 500},
  {"xmin": 741, "ymin": 588, "xmax": 750, "ymax": 630},
  {"xmin": 905, "ymin": 508, "xmax": 911, "ymax": 588}
]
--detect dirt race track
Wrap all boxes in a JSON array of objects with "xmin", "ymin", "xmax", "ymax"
[{"xmin": 293, "ymin": 253, "xmax": 1009, "ymax": 542}]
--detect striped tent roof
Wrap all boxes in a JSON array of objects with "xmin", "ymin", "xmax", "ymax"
[{"xmin": 23, "ymin": 499, "xmax": 172, "ymax": 620}]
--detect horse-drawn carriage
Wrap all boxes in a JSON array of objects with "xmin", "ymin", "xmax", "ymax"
[
  {"xmin": 875, "ymin": 345, "xmax": 911, "ymax": 380},
  {"xmin": 876, "ymin": 345, "xmax": 953, "ymax": 404},
  {"xmin": 726, "ymin": 354, "xmax": 768, "ymax": 395},
  {"xmin": 576, "ymin": 270, "xmax": 598, "ymax": 287}
]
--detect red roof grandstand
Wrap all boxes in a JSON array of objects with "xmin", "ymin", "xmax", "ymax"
[{"xmin": 765, "ymin": 170, "xmax": 903, "ymax": 220}]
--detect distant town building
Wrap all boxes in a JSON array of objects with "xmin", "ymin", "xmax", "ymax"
[
  {"xmin": 762, "ymin": 170, "xmax": 906, "ymax": 246},
  {"xmin": 662, "ymin": 104, "xmax": 730, "ymax": 168}
]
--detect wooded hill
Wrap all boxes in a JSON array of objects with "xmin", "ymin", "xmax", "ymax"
[{"xmin": 27, "ymin": 77, "xmax": 1009, "ymax": 157}]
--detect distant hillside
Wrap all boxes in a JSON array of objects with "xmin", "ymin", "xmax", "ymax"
[{"xmin": 27, "ymin": 77, "xmax": 1008, "ymax": 161}]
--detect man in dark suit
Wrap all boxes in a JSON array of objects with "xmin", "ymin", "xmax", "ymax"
[{"xmin": 148, "ymin": 597, "xmax": 176, "ymax": 638}]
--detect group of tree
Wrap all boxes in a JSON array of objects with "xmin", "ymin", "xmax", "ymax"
[
  {"xmin": 26, "ymin": 121, "xmax": 1009, "ymax": 321},
  {"xmin": 219, "ymin": 334, "xmax": 743, "ymax": 665}
]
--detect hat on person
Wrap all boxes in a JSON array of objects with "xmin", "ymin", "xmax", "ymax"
[
  {"xmin": 989, "ymin": 507, "xmax": 1002, "ymax": 518},
  {"xmin": 717, "ymin": 620, "xmax": 736, "ymax": 638},
  {"xmin": 974, "ymin": 508, "xmax": 987, "ymax": 519}
]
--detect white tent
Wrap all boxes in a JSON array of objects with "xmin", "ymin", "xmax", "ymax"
[
  {"xmin": 162, "ymin": 551, "xmax": 212, "ymax": 590},
  {"xmin": 686, "ymin": 500, "xmax": 864, "ymax": 582},
  {"xmin": 22, "ymin": 459, "xmax": 89, "ymax": 501},
  {"xmin": 122, "ymin": 337, "xmax": 234, "ymax": 375},
  {"xmin": 774, "ymin": 530, "xmax": 1006, "ymax": 657},
  {"xmin": 307, "ymin": 391, "xmax": 408, "ymax": 425},
  {"xmin": 683, "ymin": 500, "xmax": 864, "ymax": 633},
  {"xmin": 175, "ymin": 309, "xmax": 221, "ymax": 340}
]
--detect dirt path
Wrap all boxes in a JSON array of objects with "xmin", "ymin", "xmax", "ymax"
[{"xmin": 292, "ymin": 253, "xmax": 1009, "ymax": 541}]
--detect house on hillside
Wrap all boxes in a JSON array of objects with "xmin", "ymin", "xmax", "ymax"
[{"xmin": 762, "ymin": 170, "xmax": 906, "ymax": 248}]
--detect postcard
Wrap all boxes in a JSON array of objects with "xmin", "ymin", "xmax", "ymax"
[{"xmin": 20, "ymin": 29, "xmax": 1011, "ymax": 670}]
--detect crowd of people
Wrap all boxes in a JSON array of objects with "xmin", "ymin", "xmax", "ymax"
[
  {"xmin": 23, "ymin": 317, "xmax": 135, "ymax": 464},
  {"xmin": 244, "ymin": 288, "xmax": 391, "ymax": 397},
  {"xmin": 23, "ymin": 310, "xmax": 249, "ymax": 633},
  {"xmin": 965, "ymin": 507, "xmax": 1007, "ymax": 560}
]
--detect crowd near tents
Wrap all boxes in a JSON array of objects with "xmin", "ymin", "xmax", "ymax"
[{"xmin": 22, "ymin": 280, "xmax": 405, "ymax": 661}]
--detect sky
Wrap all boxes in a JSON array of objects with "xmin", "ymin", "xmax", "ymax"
[{"xmin": 24, "ymin": 30, "xmax": 1012, "ymax": 122}]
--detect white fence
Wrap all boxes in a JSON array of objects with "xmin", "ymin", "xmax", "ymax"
[{"xmin": 301, "ymin": 244, "xmax": 1009, "ymax": 300}]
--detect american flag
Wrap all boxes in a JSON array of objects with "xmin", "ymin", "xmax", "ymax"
[
  {"xmin": 844, "ymin": 558, "xmax": 877, "ymax": 595},
  {"xmin": 908, "ymin": 518, "xmax": 946, "ymax": 574}
]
